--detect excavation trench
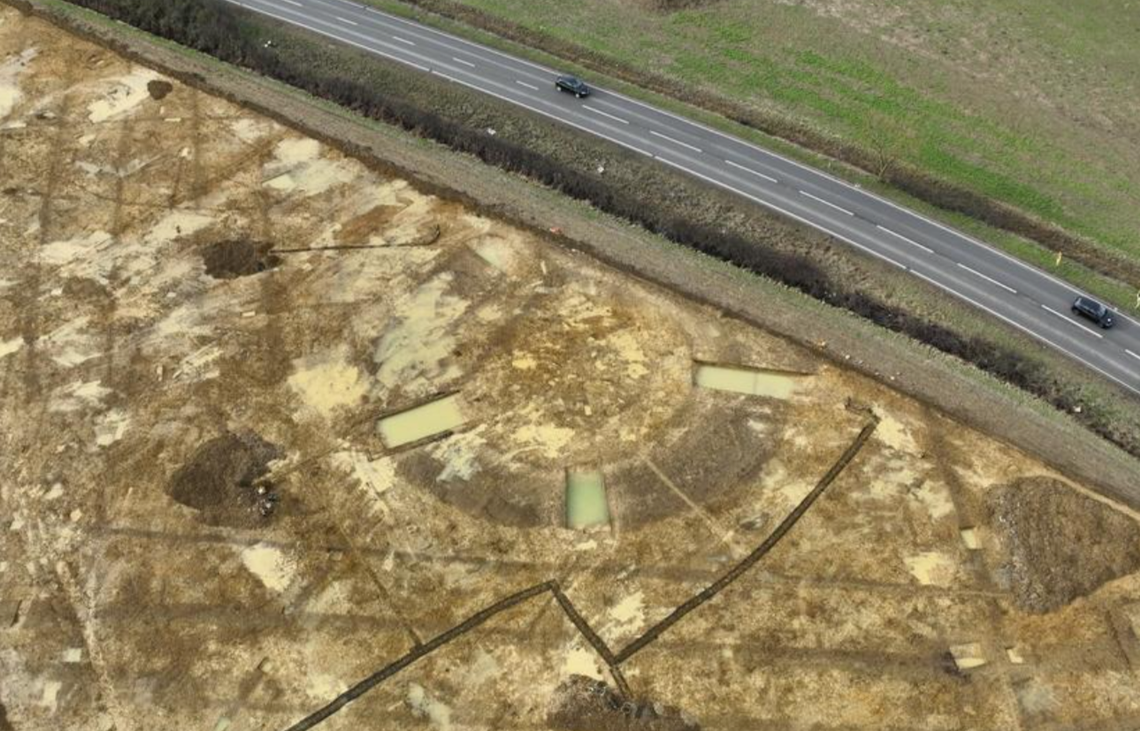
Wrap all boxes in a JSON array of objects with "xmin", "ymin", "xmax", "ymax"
[{"xmin": 281, "ymin": 420, "xmax": 877, "ymax": 731}]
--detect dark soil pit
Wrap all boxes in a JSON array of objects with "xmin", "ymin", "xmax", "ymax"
[
  {"xmin": 147, "ymin": 79, "xmax": 173, "ymax": 100},
  {"xmin": 548, "ymin": 675, "xmax": 700, "ymax": 730},
  {"xmin": 201, "ymin": 239, "xmax": 281, "ymax": 279},
  {"xmin": 989, "ymin": 476, "xmax": 1140, "ymax": 612},
  {"xmin": 166, "ymin": 432, "xmax": 282, "ymax": 526}
]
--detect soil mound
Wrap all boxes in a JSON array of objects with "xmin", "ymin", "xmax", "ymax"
[
  {"xmin": 990, "ymin": 477, "xmax": 1140, "ymax": 612},
  {"xmin": 166, "ymin": 433, "xmax": 281, "ymax": 526},
  {"xmin": 147, "ymin": 79, "xmax": 173, "ymax": 100},
  {"xmin": 548, "ymin": 675, "xmax": 699, "ymax": 730},
  {"xmin": 201, "ymin": 240, "xmax": 280, "ymax": 279}
]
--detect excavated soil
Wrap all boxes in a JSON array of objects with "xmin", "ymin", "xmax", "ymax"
[
  {"xmin": 990, "ymin": 477, "xmax": 1140, "ymax": 612},
  {"xmin": 166, "ymin": 433, "xmax": 282, "ymax": 526},
  {"xmin": 201, "ymin": 239, "xmax": 281, "ymax": 279},
  {"xmin": 146, "ymin": 79, "xmax": 172, "ymax": 100},
  {"xmin": 548, "ymin": 676, "xmax": 700, "ymax": 730},
  {"xmin": 3, "ymin": 10, "xmax": 1140, "ymax": 731}
]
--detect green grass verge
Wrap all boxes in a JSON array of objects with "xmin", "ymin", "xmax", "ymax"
[{"xmin": 347, "ymin": 0, "xmax": 1140, "ymax": 311}]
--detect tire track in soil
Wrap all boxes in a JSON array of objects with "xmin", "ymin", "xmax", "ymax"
[{"xmin": 281, "ymin": 420, "xmax": 877, "ymax": 731}]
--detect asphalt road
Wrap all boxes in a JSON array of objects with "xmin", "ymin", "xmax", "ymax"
[{"xmin": 228, "ymin": 0, "xmax": 1140, "ymax": 397}]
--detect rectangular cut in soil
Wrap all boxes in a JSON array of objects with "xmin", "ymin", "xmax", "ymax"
[
  {"xmin": 566, "ymin": 469, "xmax": 610, "ymax": 530},
  {"xmin": 693, "ymin": 363, "xmax": 800, "ymax": 398},
  {"xmin": 378, "ymin": 394, "xmax": 465, "ymax": 449}
]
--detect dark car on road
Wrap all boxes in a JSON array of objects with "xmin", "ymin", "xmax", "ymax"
[
  {"xmin": 1072, "ymin": 295, "xmax": 1115, "ymax": 329},
  {"xmin": 555, "ymin": 75, "xmax": 590, "ymax": 98}
]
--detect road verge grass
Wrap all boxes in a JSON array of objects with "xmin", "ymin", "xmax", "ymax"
[{"xmin": 14, "ymin": 0, "xmax": 1140, "ymax": 504}]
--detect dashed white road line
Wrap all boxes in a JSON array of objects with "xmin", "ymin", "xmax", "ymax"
[
  {"xmin": 451, "ymin": 57, "xmax": 475, "ymax": 68},
  {"xmin": 582, "ymin": 105, "xmax": 630, "ymax": 125},
  {"xmin": 1041, "ymin": 305, "xmax": 1104, "ymax": 339},
  {"xmin": 432, "ymin": 70, "xmax": 655, "ymax": 159},
  {"xmin": 392, "ymin": 35, "xmax": 415, "ymax": 45},
  {"xmin": 875, "ymin": 225, "xmax": 933, "ymax": 254},
  {"xmin": 1127, "ymin": 349, "xmax": 1140, "ymax": 362},
  {"xmin": 515, "ymin": 80, "xmax": 538, "ymax": 91},
  {"xmin": 652, "ymin": 155, "xmax": 905, "ymax": 271},
  {"xmin": 910, "ymin": 271, "xmax": 1140, "ymax": 396},
  {"xmin": 957, "ymin": 263, "xmax": 1017, "ymax": 294},
  {"xmin": 799, "ymin": 190, "xmax": 854, "ymax": 216},
  {"xmin": 335, "ymin": 15, "xmax": 358, "ymax": 26},
  {"xmin": 725, "ymin": 159, "xmax": 777, "ymax": 184},
  {"xmin": 224, "ymin": 0, "xmax": 432, "ymax": 72},
  {"xmin": 228, "ymin": 0, "xmax": 1140, "ymax": 397},
  {"xmin": 649, "ymin": 130, "xmax": 703, "ymax": 153}
]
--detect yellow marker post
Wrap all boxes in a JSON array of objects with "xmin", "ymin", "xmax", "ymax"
[{"xmin": 1054, "ymin": 251, "xmax": 1063, "ymax": 267}]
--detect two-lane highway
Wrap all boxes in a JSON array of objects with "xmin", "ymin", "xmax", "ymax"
[{"xmin": 227, "ymin": 0, "xmax": 1140, "ymax": 396}]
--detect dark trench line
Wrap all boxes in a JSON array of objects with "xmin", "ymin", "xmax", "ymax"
[{"xmin": 282, "ymin": 420, "xmax": 877, "ymax": 731}]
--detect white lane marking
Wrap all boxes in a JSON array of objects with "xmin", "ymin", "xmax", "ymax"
[
  {"xmin": 451, "ymin": 57, "xmax": 475, "ymax": 68},
  {"xmin": 334, "ymin": 15, "xmax": 358, "ymax": 26},
  {"xmin": 582, "ymin": 105, "xmax": 630, "ymax": 125},
  {"xmin": 280, "ymin": 0, "xmax": 303, "ymax": 6},
  {"xmin": 1041, "ymin": 304, "xmax": 1104, "ymax": 339},
  {"xmin": 725, "ymin": 159, "xmax": 777, "ymax": 184},
  {"xmin": 229, "ymin": 0, "xmax": 1140, "ymax": 396},
  {"xmin": 223, "ymin": 0, "xmax": 432, "ymax": 72},
  {"xmin": 875, "ymin": 225, "xmax": 933, "ymax": 254},
  {"xmin": 800, "ymin": 190, "xmax": 854, "ymax": 216},
  {"xmin": 431, "ymin": 71, "xmax": 654, "ymax": 159},
  {"xmin": 515, "ymin": 80, "xmax": 539, "ymax": 91},
  {"xmin": 649, "ymin": 130, "xmax": 703, "ymax": 153},
  {"xmin": 652, "ymin": 155, "xmax": 906, "ymax": 272},
  {"xmin": 957, "ymin": 263, "xmax": 1018, "ymax": 294},
  {"xmin": 910, "ymin": 271, "xmax": 1140, "ymax": 396},
  {"xmin": 392, "ymin": 35, "xmax": 415, "ymax": 46},
  {"xmin": 1127, "ymin": 349, "xmax": 1140, "ymax": 362},
  {"xmin": 306, "ymin": 0, "xmax": 1140, "ymax": 336},
  {"xmin": 602, "ymin": 83, "xmax": 1140, "ymax": 328}
]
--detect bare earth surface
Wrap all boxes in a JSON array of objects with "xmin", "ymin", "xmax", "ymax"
[{"xmin": 2, "ymin": 10, "xmax": 1140, "ymax": 731}]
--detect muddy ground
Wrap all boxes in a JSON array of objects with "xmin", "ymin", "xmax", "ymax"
[{"xmin": 1, "ymin": 9, "xmax": 1140, "ymax": 731}]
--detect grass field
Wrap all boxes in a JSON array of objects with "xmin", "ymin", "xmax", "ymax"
[
  {"xmin": 36, "ymin": 0, "xmax": 1140, "ymax": 461},
  {"xmin": 392, "ymin": 0, "xmax": 1140, "ymax": 272}
]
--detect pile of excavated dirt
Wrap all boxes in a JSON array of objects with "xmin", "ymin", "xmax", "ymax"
[
  {"xmin": 146, "ymin": 79, "xmax": 173, "ymax": 99},
  {"xmin": 548, "ymin": 676, "xmax": 700, "ymax": 730},
  {"xmin": 166, "ymin": 433, "xmax": 281, "ymax": 526},
  {"xmin": 201, "ymin": 239, "xmax": 280, "ymax": 279},
  {"xmin": 989, "ymin": 477, "xmax": 1140, "ymax": 612}
]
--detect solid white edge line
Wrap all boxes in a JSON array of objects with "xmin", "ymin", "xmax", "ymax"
[
  {"xmin": 651, "ymin": 155, "xmax": 905, "ymax": 272},
  {"xmin": 514, "ymin": 80, "xmax": 538, "ymax": 91},
  {"xmin": 334, "ymin": 15, "xmax": 358, "ymax": 26},
  {"xmin": 224, "ymin": 0, "xmax": 432, "ymax": 72},
  {"xmin": 725, "ymin": 159, "xmax": 777, "ymax": 184},
  {"xmin": 1041, "ymin": 304, "xmax": 1104, "ymax": 339},
  {"xmin": 910, "ymin": 272, "xmax": 1140, "ymax": 396},
  {"xmin": 430, "ymin": 71, "xmax": 654, "ymax": 159},
  {"xmin": 649, "ymin": 130, "xmax": 702, "ymax": 154},
  {"xmin": 232, "ymin": 0, "xmax": 1140, "ymax": 397},
  {"xmin": 582, "ymin": 105, "xmax": 630, "ymax": 125},
  {"xmin": 875, "ymin": 225, "xmax": 934, "ymax": 254},
  {"xmin": 391, "ymin": 35, "xmax": 415, "ymax": 45},
  {"xmin": 799, "ymin": 190, "xmax": 854, "ymax": 216},
  {"xmin": 1127, "ymin": 349, "xmax": 1140, "ymax": 362},
  {"xmin": 451, "ymin": 57, "xmax": 475, "ymax": 68},
  {"xmin": 311, "ymin": 0, "xmax": 1140, "ymax": 333},
  {"xmin": 280, "ymin": 0, "xmax": 302, "ymax": 6},
  {"xmin": 957, "ymin": 263, "xmax": 1017, "ymax": 294}
]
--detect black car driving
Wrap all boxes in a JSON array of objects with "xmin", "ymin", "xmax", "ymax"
[
  {"xmin": 555, "ymin": 75, "xmax": 590, "ymax": 98},
  {"xmin": 1071, "ymin": 295, "xmax": 1115, "ymax": 329}
]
